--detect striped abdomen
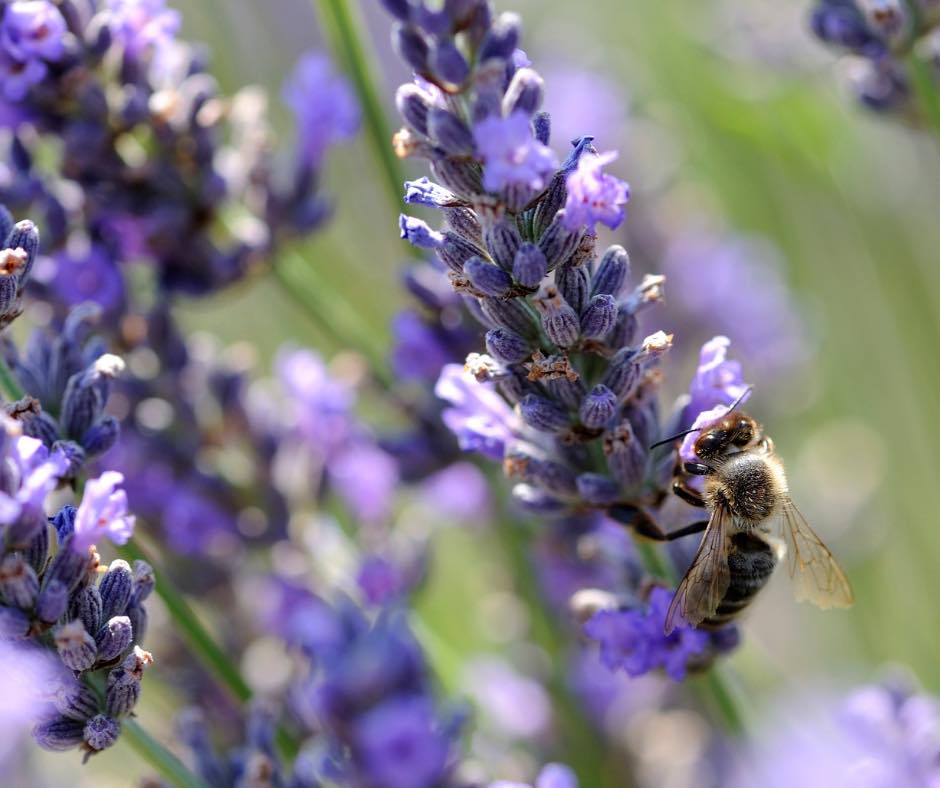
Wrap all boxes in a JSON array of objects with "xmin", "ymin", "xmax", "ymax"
[{"xmin": 701, "ymin": 532, "xmax": 776, "ymax": 630}]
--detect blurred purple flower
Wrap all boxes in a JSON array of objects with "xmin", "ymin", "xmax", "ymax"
[
  {"xmin": 106, "ymin": 0, "xmax": 181, "ymax": 57},
  {"xmin": 283, "ymin": 52, "xmax": 360, "ymax": 169},
  {"xmin": 417, "ymin": 461, "xmax": 490, "ymax": 521},
  {"xmin": 0, "ymin": 641, "xmax": 59, "ymax": 762},
  {"xmin": 462, "ymin": 657, "xmax": 551, "ymax": 739},
  {"xmin": 686, "ymin": 336, "xmax": 750, "ymax": 420},
  {"xmin": 735, "ymin": 682, "xmax": 940, "ymax": 788},
  {"xmin": 277, "ymin": 348, "xmax": 355, "ymax": 458},
  {"xmin": 71, "ymin": 471, "xmax": 135, "ymax": 552},
  {"xmin": 473, "ymin": 110, "xmax": 558, "ymax": 192},
  {"xmin": 161, "ymin": 488, "xmax": 238, "ymax": 555},
  {"xmin": 329, "ymin": 442, "xmax": 399, "ymax": 526},
  {"xmin": 490, "ymin": 763, "xmax": 579, "ymax": 788},
  {"xmin": 435, "ymin": 364, "xmax": 516, "ymax": 460},
  {"xmin": 584, "ymin": 587, "xmax": 709, "ymax": 681},
  {"xmin": 0, "ymin": 50, "xmax": 46, "ymax": 101},
  {"xmin": 542, "ymin": 67, "xmax": 628, "ymax": 148},
  {"xmin": 259, "ymin": 578, "xmax": 345, "ymax": 657},
  {"xmin": 562, "ymin": 151, "xmax": 629, "ymax": 233},
  {"xmin": 0, "ymin": 1, "xmax": 66, "ymax": 63},
  {"xmin": 50, "ymin": 245, "xmax": 125, "ymax": 314},
  {"xmin": 355, "ymin": 695, "xmax": 451, "ymax": 788},
  {"xmin": 357, "ymin": 556, "xmax": 406, "ymax": 607},
  {"xmin": 390, "ymin": 310, "xmax": 453, "ymax": 382},
  {"xmin": 661, "ymin": 232, "xmax": 808, "ymax": 377}
]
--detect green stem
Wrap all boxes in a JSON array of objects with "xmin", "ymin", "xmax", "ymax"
[
  {"xmin": 116, "ymin": 538, "xmax": 300, "ymax": 760},
  {"xmin": 313, "ymin": 0, "xmax": 414, "ymax": 223},
  {"xmin": 0, "ymin": 355, "xmax": 24, "ymax": 400},
  {"xmin": 121, "ymin": 719, "xmax": 208, "ymax": 788},
  {"xmin": 273, "ymin": 253, "xmax": 395, "ymax": 390},
  {"xmin": 909, "ymin": 52, "xmax": 940, "ymax": 141},
  {"xmin": 632, "ymin": 536, "xmax": 748, "ymax": 736}
]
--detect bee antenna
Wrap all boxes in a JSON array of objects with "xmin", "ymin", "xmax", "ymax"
[{"xmin": 648, "ymin": 386, "xmax": 755, "ymax": 451}]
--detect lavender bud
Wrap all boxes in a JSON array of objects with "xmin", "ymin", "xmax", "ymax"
[
  {"xmin": 428, "ymin": 108, "xmax": 474, "ymax": 155},
  {"xmin": 532, "ymin": 137, "xmax": 595, "ymax": 235},
  {"xmin": 512, "ymin": 243, "xmax": 546, "ymax": 288},
  {"xmin": 404, "ymin": 177, "xmax": 461, "ymax": 208},
  {"xmin": 576, "ymin": 473, "xmax": 621, "ymax": 505},
  {"xmin": 0, "ymin": 554, "xmax": 38, "ymax": 609},
  {"xmin": 37, "ymin": 580, "xmax": 69, "ymax": 624},
  {"xmin": 464, "ymin": 258, "xmax": 512, "ymax": 296},
  {"xmin": 0, "ymin": 205, "xmax": 12, "ymax": 242},
  {"xmin": 6, "ymin": 220, "xmax": 39, "ymax": 282},
  {"xmin": 512, "ymin": 484, "xmax": 569, "ymax": 514},
  {"xmin": 69, "ymin": 585, "xmax": 103, "ymax": 634},
  {"xmin": 21, "ymin": 410, "xmax": 61, "ymax": 446},
  {"xmin": 555, "ymin": 260, "xmax": 590, "ymax": 315},
  {"xmin": 84, "ymin": 715, "xmax": 120, "ymax": 752},
  {"xmin": 0, "ymin": 606, "xmax": 30, "ymax": 637},
  {"xmin": 535, "ymin": 288, "xmax": 580, "ymax": 348},
  {"xmin": 0, "ymin": 258, "xmax": 20, "ymax": 316},
  {"xmin": 529, "ymin": 458, "xmax": 578, "ymax": 496},
  {"xmin": 520, "ymin": 394, "xmax": 570, "ymax": 433},
  {"xmin": 533, "ymin": 111, "xmax": 551, "ymax": 145},
  {"xmin": 497, "ymin": 366, "xmax": 538, "ymax": 404},
  {"xmin": 380, "ymin": 0, "xmax": 411, "ymax": 21},
  {"xmin": 538, "ymin": 211, "xmax": 581, "ymax": 271},
  {"xmin": 485, "ymin": 328, "xmax": 532, "ymax": 364},
  {"xmin": 52, "ymin": 441, "xmax": 85, "ymax": 480},
  {"xmin": 429, "ymin": 40, "xmax": 469, "ymax": 85},
  {"xmin": 580, "ymin": 384, "xmax": 618, "ymax": 429},
  {"xmin": 580, "ymin": 294, "xmax": 617, "ymax": 340},
  {"xmin": 96, "ymin": 616, "xmax": 134, "ymax": 663},
  {"xmin": 24, "ymin": 523, "xmax": 50, "ymax": 574},
  {"xmin": 126, "ymin": 604, "xmax": 148, "ymax": 645},
  {"xmin": 438, "ymin": 232, "xmax": 486, "ymax": 273},
  {"xmin": 480, "ymin": 296, "xmax": 539, "ymax": 338},
  {"xmin": 606, "ymin": 304, "xmax": 638, "ymax": 351},
  {"xmin": 52, "ymin": 507, "xmax": 77, "ymax": 542},
  {"xmin": 106, "ymin": 647, "xmax": 152, "ymax": 717},
  {"xmin": 444, "ymin": 208, "xmax": 483, "ymax": 246},
  {"xmin": 33, "ymin": 717, "xmax": 86, "ymax": 751},
  {"xmin": 395, "ymin": 84, "xmax": 431, "ymax": 136},
  {"xmin": 55, "ymin": 621, "xmax": 98, "ymax": 672},
  {"xmin": 502, "ymin": 67, "xmax": 544, "ymax": 115},
  {"xmin": 603, "ymin": 348, "xmax": 641, "ymax": 399},
  {"xmin": 479, "ymin": 12, "xmax": 520, "ymax": 61},
  {"xmin": 81, "ymin": 415, "xmax": 119, "ymax": 456},
  {"xmin": 99, "ymin": 560, "xmax": 133, "ymax": 621},
  {"xmin": 483, "ymin": 217, "xmax": 523, "ymax": 273},
  {"xmin": 131, "ymin": 561, "xmax": 155, "ymax": 605},
  {"xmin": 392, "ymin": 24, "xmax": 429, "ymax": 72},
  {"xmin": 43, "ymin": 536, "xmax": 91, "ymax": 595},
  {"xmin": 430, "ymin": 156, "xmax": 484, "ymax": 198},
  {"xmin": 61, "ymin": 355, "xmax": 124, "ymax": 442},
  {"xmin": 591, "ymin": 245, "xmax": 630, "ymax": 298},
  {"xmin": 604, "ymin": 421, "xmax": 647, "ymax": 488},
  {"xmin": 54, "ymin": 681, "xmax": 99, "ymax": 722},
  {"xmin": 399, "ymin": 214, "xmax": 444, "ymax": 249}
]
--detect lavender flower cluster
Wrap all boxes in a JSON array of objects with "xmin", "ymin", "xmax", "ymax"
[
  {"xmin": 0, "ymin": 205, "xmax": 149, "ymax": 760},
  {"xmin": 810, "ymin": 0, "xmax": 940, "ymax": 117},
  {"xmin": 385, "ymin": 0, "xmax": 745, "ymax": 682}
]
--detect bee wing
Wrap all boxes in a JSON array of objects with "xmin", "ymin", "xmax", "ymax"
[
  {"xmin": 664, "ymin": 505, "xmax": 731, "ymax": 635},
  {"xmin": 777, "ymin": 501, "xmax": 853, "ymax": 609}
]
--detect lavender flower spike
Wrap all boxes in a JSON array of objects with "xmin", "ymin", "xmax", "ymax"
[{"xmin": 72, "ymin": 472, "xmax": 136, "ymax": 553}]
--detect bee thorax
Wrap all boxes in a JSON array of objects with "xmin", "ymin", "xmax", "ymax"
[{"xmin": 710, "ymin": 453, "xmax": 782, "ymax": 524}]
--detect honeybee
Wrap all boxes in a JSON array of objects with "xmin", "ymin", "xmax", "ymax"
[{"xmin": 657, "ymin": 408, "xmax": 853, "ymax": 635}]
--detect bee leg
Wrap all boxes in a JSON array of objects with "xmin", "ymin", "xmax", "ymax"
[
  {"xmin": 632, "ymin": 516, "xmax": 709, "ymax": 543},
  {"xmin": 672, "ymin": 481, "xmax": 706, "ymax": 508},
  {"xmin": 683, "ymin": 462, "xmax": 711, "ymax": 476}
]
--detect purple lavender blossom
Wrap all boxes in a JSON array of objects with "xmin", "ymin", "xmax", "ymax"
[
  {"xmin": 283, "ymin": 52, "xmax": 360, "ymax": 169},
  {"xmin": 71, "ymin": 471, "xmax": 135, "ymax": 553},
  {"xmin": 685, "ymin": 336, "xmax": 751, "ymax": 421},
  {"xmin": 0, "ymin": 423, "xmax": 67, "ymax": 529},
  {"xmin": 0, "ymin": 642, "xmax": 59, "ymax": 761},
  {"xmin": 462, "ymin": 657, "xmax": 551, "ymax": 739},
  {"xmin": 434, "ymin": 363, "xmax": 517, "ymax": 460},
  {"xmin": 417, "ymin": 462, "xmax": 490, "ymax": 521},
  {"xmin": 354, "ymin": 695, "xmax": 452, "ymax": 788},
  {"xmin": 562, "ymin": 151, "xmax": 630, "ymax": 233},
  {"xmin": 0, "ymin": 1, "xmax": 67, "ymax": 63},
  {"xmin": 105, "ymin": 0, "xmax": 181, "ymax": 58},
  {"xmin": 399, "ymin": 215, "xmax": 445, "ymax": 250},
  {"xmin": 473, "ymin": 111, "xmax": 558, "ymax": 192},
  {"xmin": 490, "ymin": 763, "xmax": 579, "ymax": 788},
  {"xmin": 584, "ymin": 587, "xmax": 710, "ymax": 681},
  {"xmin": 0, "ymin": 50, "xmax": 46, "ymax": 102},
  {"xmin": 357, "ymin": 557, "xmax": 407, "ymax": 607},
  {"xmin": 390, "ymin": 310, "xmax": 454, "ymax": 382}
]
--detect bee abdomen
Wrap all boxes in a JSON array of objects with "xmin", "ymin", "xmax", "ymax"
[{"xmin": 701, "ymin": 532, "xmax": 776, "ymax": 630}]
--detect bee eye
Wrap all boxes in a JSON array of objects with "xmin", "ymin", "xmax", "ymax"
[{"xmin": 697, "ymin": 433, "xmax": 722, "ymax": 456}]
